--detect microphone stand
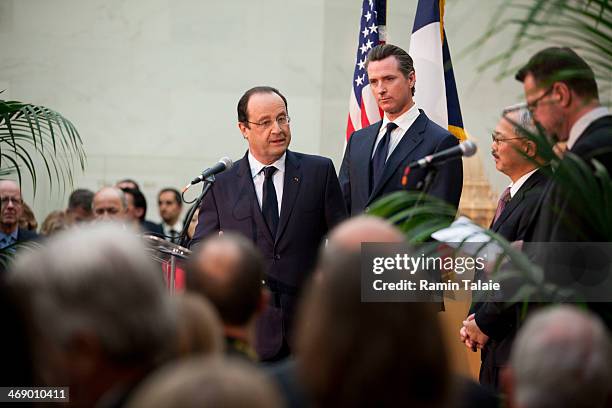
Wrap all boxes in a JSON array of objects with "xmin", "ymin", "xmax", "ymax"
[
  {"xmin": 163, "ymin": 175, "xmax": 215, "ymax": 294},
  {"xmin": 415, "ymin": 166, "xmax": 439, "ymax": 206}
]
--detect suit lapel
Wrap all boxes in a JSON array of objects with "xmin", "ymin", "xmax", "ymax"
[
  {"xmin": 232, "ymin": 153, "xmax": 275, "ymax": 245},
  {"xmin": 368, "ymin": 112, "xmax": 426, "ymax": 204},
  {"xmin": 276, "ymin": 151, "xmax": 302, "ymax": 244},
  {"xmin": 355, "ymin": 122, "xmax": 383, "ymax": 195},
  {"xmin": 492, "ymin": 169, "xmax": 544, "ymax": 231}
]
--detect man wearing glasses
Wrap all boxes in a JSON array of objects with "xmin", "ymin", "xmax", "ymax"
[
  {"xmin": 518, "ymin": 48, "xmax": 612, "ymax": 330},
  {"xmin": 462, "ymin": 105, "xmax": 548, "ymax": 390},
  {"xmin": 0, "ymin": 180, "xmax": 38, "ymax": 252},
  {"xmin": 518, "ymin": 47, "xmax": 612, "ymax": 243},
  {"xmin": 192, "ymin": 86, "xmax": 346, "ymax": 361}
]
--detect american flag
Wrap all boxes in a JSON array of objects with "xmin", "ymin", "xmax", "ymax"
[{"xmin": 346, "ymin": 0, "xmax": 387, "ymax": 141}]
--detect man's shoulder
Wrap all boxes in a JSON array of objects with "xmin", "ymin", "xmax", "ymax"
[
  {"xmin": 287, "ymin": 150, "xmax": 333, "ymax": 167},
  {"xmin": 17, "ymin": 228, "xmax": 38, "ymax": 242}
]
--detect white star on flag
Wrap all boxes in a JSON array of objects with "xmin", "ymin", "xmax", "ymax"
[
  {"xmin": 362, "ymin": 27, "xmax": 369, "ymax": 37},
  {"xmin": 357, "ymin": 58, "xmax": 366, "ymax": 70},
  {"xmin": 365, "ymin": 11, "xmax": 372, "ymax": 21},
  {"xmin": 360, "ymin": 43, "xmax": 369, "ymax": 54},
  {"xmin": 365, "ymin": 39, "xmax": 373, "ymax": 51},
  {"xmin": 369, "ymin": 23, "xmax": 378, "ymax": 34},
  {"xmin": 355, "ymin": 75, "xmax": 364, "ymax": 86}
]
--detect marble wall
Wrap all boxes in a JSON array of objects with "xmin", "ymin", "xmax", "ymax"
[{"xmin": 0, "ymin": 0, "xmax": 551, "ymax": 223}]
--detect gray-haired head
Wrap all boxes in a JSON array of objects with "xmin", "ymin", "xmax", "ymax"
[
  {"xmin": 8, "ymin": 223, "xmax": 176, "ymax": 365},
  {"xmin": 502, "ymin": 103, "xmax": 537, "ymax": 136},
  {"xmin": 509, "ymin": 305, "xmax": 612, "ymax": 408}
]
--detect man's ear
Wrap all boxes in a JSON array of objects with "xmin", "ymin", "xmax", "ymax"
[
  {"xmin": 134, "ymin": 207, "xmax": 145, "ymax": 219},
  {"xmin": 554, "ymin": 82, "xmax": 572, "ymax": 108},
  {"xmin": 524, "ymin": 140, "xmax": 537, "ymax": 158},
  {"xmin": 238, "ymin": 122, "xmax": 248, "ymax": 139}
]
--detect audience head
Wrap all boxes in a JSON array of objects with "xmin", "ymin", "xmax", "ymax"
[
  {"xmin": 505, "ymin": 305, "xmax": 611, "ymax": 408},
  {"xmin": 126, "ymin": 356, "xmax": 283, "ymax": 408},
  {"xmin": 296, "ymin": 248, "xmax": 450, "ymax": 408},
  {"xmin": 0, "ymin": 180, "xmax": 24, "ymax": 234},
  {"xmin": 491, "ymin": 105, "xmax": 540, "ymax": 182},
  {"xmin": 516, "ymin": 47, "xmax": 599, "ymax": 142},
  {"xmin": 92, "ymin": 186, "xmax": 127, "ymax": 223},
  {"xmin": 116, "ymin": 178, "xmax": 140, "ymax": 191},
  {"xmin": 66, "ymin": 188, "xmax": 94, "ymax": 224},
  {"xmin": 158, "ymin": 188, "xmax": 182, "ymax": 225},
  {"xmin": 174, "ymin": 293, "xmax": 224, "ymax": 357},
  {"xmin": 8, "ymin": 223, "xmax": 176, "ymax": 407},
  {"xmin": 40, "ymin": 210, "xmax": 68, "ymax": 236},
  {"xmin": 121, "ymin": 187, "xmax": 148, "ymax": 224},
  {"xmin": 366, "ymin": 43, "xmax": 416, "ymax": 120},
  {"xmin": 237, "ymin": 86, "xmax": 291, "ymax": 165},
  {"xmin": 186, "ymin": 233, "xmax": 266, "ymax": 333},
  {"xmin": 186, "ymin": 208, "xmax": 199, "ymax": 240},
  {"xmin": 18, "ymin": 201, "xmax": 38, "ymax": 231}
]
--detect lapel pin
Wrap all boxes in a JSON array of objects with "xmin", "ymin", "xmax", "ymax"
[{"xmin": 293, "ymin": 177, "xmax": 299, "ymax": 183}]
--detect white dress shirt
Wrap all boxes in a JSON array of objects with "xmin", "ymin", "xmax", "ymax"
[
  {"xmin": 371, "ymin": 103, "xmax": 420, "ymax": 160},
  {"xmin": 248, "ymin": 151, "xmax": 285, "ymax": 216},
  {"xmin": 567, "ymin": 106, "xmax": 610, "ymax": 150},
  {"xmin": 509, "ymin": 168, "xmax": 538, "ymax": 198}
]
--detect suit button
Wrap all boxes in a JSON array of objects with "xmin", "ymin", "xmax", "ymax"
[
  {"xmin": 365, "ymin": 206, "xmax": 370, "ymax": 212},
  {"xmin": 274, "ymin": 254, "xmax": 281, "ymax": 260}
]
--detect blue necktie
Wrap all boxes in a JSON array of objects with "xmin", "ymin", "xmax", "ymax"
[
  {"xmin": 262, "ymin": 166, "xmax": 279, "ymax": 238},
  {"xmin": 371, "ymin": 122, "xmax": 398, "ymax": 191}
]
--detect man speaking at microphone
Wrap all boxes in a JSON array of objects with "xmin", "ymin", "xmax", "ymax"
[
  {"xmin": 191, "ymin": 86, "xmax": 347, "ymax": 362},
  {"xmin": 339, "ymin": 44, "xmax": 463, "ymax": 215}
]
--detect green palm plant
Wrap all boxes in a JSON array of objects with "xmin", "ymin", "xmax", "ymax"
[
  {"xmin": 0, "ymin": 97, "xmax": 85, "ymax": 193},
  {"xmin": 467, "ymin": 0, "xmax": 611, "ymax": 102}
]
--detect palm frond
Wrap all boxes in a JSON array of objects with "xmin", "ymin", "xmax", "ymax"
[{"xmin": 0, "ymin": 99, "xmax": 86, "ymax": 193}]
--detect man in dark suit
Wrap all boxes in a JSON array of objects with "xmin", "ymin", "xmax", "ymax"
[
  {"xmin": 192, "ymin": 86, "xmax": 347, "ymax": 361},
  {"xmin": 0, "ymin": 180, "xmax": 38, "ymax": 252},
  {"xmin": 518, "ymin": 47, "xmax": 612, "ymax": 328},
  {"xmin": 461, "ymin": 106, "xmax": 548, "ymax": 391},
  {"xmin": 339, "ymin": 44, "xmax": 463, "ymax": 215}
]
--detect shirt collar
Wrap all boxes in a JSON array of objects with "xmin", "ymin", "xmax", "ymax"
[
  {"xmin": 509, "ymin": 168, "xmax": 538, "ymax": 198},
  {"xmin": 567, "ymin": 106, "xmax": 610, "ymax": 149},
  {"xmin": 248, "ymin": 151, "xmax": 286, "ymax": 178},
  {"xmin": 381, "ymin": 103, "xmax": 419, "ymax": 132}
]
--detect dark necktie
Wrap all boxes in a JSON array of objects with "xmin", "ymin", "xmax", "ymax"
[
  {"xmin": 492, "ymin": 187, "xmax": 512, "ymax": 225},
  {"xmin": 262, "ymin": 166, "xmax": 279, "ymax": 238},
  {"xmin": 371, "ymin": 122, "xmax": 398, "ymax": 191}
]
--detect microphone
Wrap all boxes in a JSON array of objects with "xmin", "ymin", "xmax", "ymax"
[
  {"xmin": 185, "ymin": 157, "xmax": 233, "ymax": 190},
  {"xmin": 407, "ymin": 140, "xmax": 477, "ymax": 170}
]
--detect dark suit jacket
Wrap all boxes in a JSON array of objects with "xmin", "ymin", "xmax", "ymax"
[
  {"xmin": 16, "ymin": 228, "xmax": 38, "ymax": 243},
  {"xmin": 339, "ymin": 110, "xmax": 463, "ymax": 215},
  {"xmin": 524, "ymin": 115, "xmax": 612, "ymax": 329},
  {"xmin": 141, "ymin": 220, "xmax": 163, "ymax": 236},
  {"xmin": 471, "ymin": 169, "xmax": 548, "ymax": 389},
  {"xmin": 527, "ymin": 115, "xmax": 612, "ymax": 242},
  {"xmin": 192, "ymin": 150, "xmax": 347, "ymax": 359}
]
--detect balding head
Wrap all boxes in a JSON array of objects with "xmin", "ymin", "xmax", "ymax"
[
  {"xmin": 328, "ymin": 215, "xmax": 405, "ymax": 251},
  {"xmin": 0, "ymin": 180, "xmax": 24, "ymax": 233},
  {"xmin": 186, "ymin": 233, "xmax": 265, "ymax": 327},
  {"xmin": 92, "ymin": 187, "xmax": 127, "ymax": 222},
  {"xmin": 508, "ymin": 305, "xmax": 612, "ymax": 408}
]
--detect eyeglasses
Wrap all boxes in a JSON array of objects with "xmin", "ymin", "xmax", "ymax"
[
  {"xmin": 0, "ymin": 196, "xmax": 22, "ymax": 206},
  {"xmin": 246, "ymin": 115, "xmax": 291, "ymax": 129},
  {"xmin": 526, "ymin": 87, "xmax": 553, "ymax": 113},
  {"xmin": 491, "ymin": 132, "xmax": 524, "ymax": 144}
]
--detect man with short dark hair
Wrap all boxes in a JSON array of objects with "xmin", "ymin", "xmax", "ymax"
[
  {"xmin": 517, "ymin": 47, "xmax": 612, "ymax": 330},
  {"xmin": 187, "ymin": 233, "xmax": 267, "ymax": 361},
  {"xmin": 158, "ymin": 188, "xmax": 183, "ymax": 242},
  {"xmin": 66, "ymin": 188, "xmax": 94, "ymax": 224},
  {"xmin": 192, "ymin": 86, "xmax": 346, "ymax": 361},
  {"xmin": 518, "ymin": 47, "xmax": 612, "ymax": 243},
  {"xmin": 121, "ymin": 187, "xmax": 163, "ymax": 235},
  {"xmin": 0, "ymin": 180, "xmax": 38, "ymax": 251},
  {"xmin": 339, "ymin": 43, "xmax": 463, "ymax": 215}
]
